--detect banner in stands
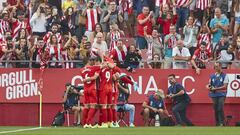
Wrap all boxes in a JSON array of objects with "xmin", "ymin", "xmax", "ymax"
[{"xmin": 0, "ymin": 69, "xmax": 240, "ymax": 103}]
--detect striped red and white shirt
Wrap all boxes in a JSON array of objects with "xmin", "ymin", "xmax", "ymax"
[
  {"xmin": 119, "ymin": 0, "xmax": 133, "ymax": 14},
  {"xmin": 47, "ymin": 43, "xmax": 63, "ymax": 67},
  {"xmin": 155, "ymin": 0, "xmax": 168, "ymax": 7},
  {"xmin": 197, "ymin": 33, "xmax": 211, "ymax": 52},
  {"xmin": 109, "ymin": 31, "xmax": 122, "ymax": 51},
  {"xmin": 12, "ymin": 19, "xmax": 30, "ymax": 40},
  {"xmin": 86, "ymin": 9, "xmax": 98, "ymax": 32},
  {"xmin": 0, "ymin": 19, "xmax": 10, "ymax": 42},
  {"xmin": 43, "ymin": 32, "xmax": 63, "ymax": 43},
  {"xmin": 196, "ymin": 0, "xmax": 211, "ymax": 10},
  {"xmin": 176, "ymin": 0, "xmax": 190, "ymax": 7}
]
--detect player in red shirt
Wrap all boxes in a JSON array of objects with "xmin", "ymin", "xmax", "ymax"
[{"xmin": 81, "ymin": 57, "xmax": 100, "ymax": 127}]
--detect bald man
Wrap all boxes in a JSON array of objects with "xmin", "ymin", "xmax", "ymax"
[
  {"xmin": 210, "ymin": 8, "xmax": 229, "ymax": 52},
  {"xmin": 172, "ymin": 40, "xmax": 191, "ymax": 69},
  {"xmin": 91, "ymin": 32, "xmax": 109, "ymax": 58}
]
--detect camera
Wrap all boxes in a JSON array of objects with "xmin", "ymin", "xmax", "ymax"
[{"xmin": 237, "ymin": 75, "xmax": 240, "ymax": 79}]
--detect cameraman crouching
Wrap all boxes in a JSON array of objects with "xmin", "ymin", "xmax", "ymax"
[{"xmin": 63, "ymin": 83, "xmax": 84, "ymax": 126}]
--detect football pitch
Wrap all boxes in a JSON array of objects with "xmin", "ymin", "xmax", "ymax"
[{"xmin": 0, "ymin": 127, "xmax": 240, "ymax": 135}]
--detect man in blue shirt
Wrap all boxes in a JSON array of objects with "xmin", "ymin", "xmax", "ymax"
[
  {"xmin": 167, "ymin": 74, "xmax": 193, "ymax": 126},
  {"xmin": 142, "ymin": 89, "xmax": 169, "ymax": 126},
  {"xmin": 206, "ymin": 62, "xmax": 229, "ymax": 126},
  {"xmin": 210, "ymin": 8, "xmax": 229, "ymax": 52}
]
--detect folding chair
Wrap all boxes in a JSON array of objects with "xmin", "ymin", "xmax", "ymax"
[
  {"xmin": 65, "ymin": 101, "xmax": 81, "ymax": 126},
  {"xmin": 117, "ymin": 105, "xmax": 128, "ymax": 127}
]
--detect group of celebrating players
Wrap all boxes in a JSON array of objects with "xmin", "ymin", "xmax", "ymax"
[{"xmin": 80, "ymin": 56, "xmax": 138, "ymax": 128}]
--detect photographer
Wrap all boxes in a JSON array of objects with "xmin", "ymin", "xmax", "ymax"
[
  {"xmin": 206, "ymin": 62, "xmax": 229, "ymax": 126},
  {"xmin": 63, "ymin": 83, "xmax": 84, "ymax": 126},
  {"xmin": 124, "ymin": 45, "xmax": 142, "ymax": 72},
  {"xmin": 30, "ymin": 5, "xmax": 47, "ymax": 37}
]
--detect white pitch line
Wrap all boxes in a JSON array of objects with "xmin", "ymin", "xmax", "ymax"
[{"xmin": 0, "ymin": 127, "xmax": 42, "ymax": 134}]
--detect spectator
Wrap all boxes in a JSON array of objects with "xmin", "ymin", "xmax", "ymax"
[
  {"xmin": 110, "ymin": 39, "xmax": 127, "ymax": 68},
  {"xmin": 89, "ymin": 23, "xmax": 103, "ymax": 43},
  {"xmin": 191, "ymin": 41, "xmax": 213, "ymax": 74},
  {"xmin": 157, "ymin": 5, "xmax": 178, "ymax": 36},
  {"xmin": 183, "ymin": 16, "xmax": 199, "ymax": 56},
  {"xmin": 46, "ymin": 6, "xmax": 61, "ymax": 31},
  {"xmin": 10, "ymin": 9, "xmax": 31, "ymax": 40},
  {"xmin": 136, "ymin": 5, "xmax": 155, "ymax": 49},
  {"xmin": 30, "ymin": 4, "xmax": 47, "ymax": 37},
  {"xmin": 144, "ymin": 27, "xmax": 164, "ymax": 66},
  {"xmin": 234, "ymin": 0, "xmax": 240, "ymax": 36},
  {"xmin": 148, "ymin": 54, "xmax": 162, "ymax": 69},
  {"xmin": 206, "ymin": 62, "xmax": 229, "ymax": 126},
  {"xmin": 210, "ymin": 8, "xmax": 229, "ymax": 52},
  {"xmin": 214, "ymin": 33, "xmax": 230, "ymax": 60},
  {"xmin": 101, "ymin": 1, "xmax": 123, "ymax": 38},
  {"xmin": 195, "ymin": 0, "xmax": 211, "ymax": 24},
  {"xmin": 15, "ymin": 38, "xmax": 30, "ymax": 68},
  {"xmin": 116, "ymin": 75, "xmax": 136, "ymax": 127},
  {"xmin": 61, "ymin": 7, "xmax": 77, "ymax": 36},
  {"xmin": 119, "ymin": 0, "xmax": 135, "ymax": 37},
  {"xmin": 82, "ymin": 0, "xmax": 101, "ymax": 40},
  {"xmin": 173, "ymin": 0, "xmax": 192, "ymax": 33},
  {"xmin": 172, "ymin": 39, "xmax": 191, "ymax": 69},
  {"xmin": 133, "ymin": 0, "xmax": 149, "ymax": 15},
  {"xmin": 29, "ymin": 37, "xmax": 45, "ymax": 68},
  {"xmin": 167, "ymin": 74, "xmax": 193, "ymax": 126},
  {"xmin": 0, "ymin": 36, "xmax": 15, "ymax": 68},
  {"xmin": 197, "ymin": 22, "xmax": 211, "ymax": 52},
  {"xmin": 0, "ymin": 11, "xmax": 10, "ymax": 42},
  {"xmin": 63, "ymin": 83, "xmax": 83, "ymax": 126},
  {"xmin": 62, "ymin": 33, "xmax": 79, "ymax": 69},
  {"xmin": 15, "ymin": 28, "xmax": 29, "ymax": 43},
  {"xmin": 91, "ymin": 32, "xmax": 108, "ymax": 58},
  {"xmin": 142, "ymin": 89, "xmax": 169, "ymax": 126},
  {"xmin": 47, "ymin": 35, "xmax": 63, "ymax": 68},
  {"xmin": 107, "ymin": 23, "xmax": 124, "ymax": 51},
  {"xmin": 217, "ymin": 45, "xmax": 235, "ymax": 69},
  {"xmin": 164, "ymin": 25, "xmax": 181, "ymax": 69},
  {"xmin": 154, "ymin": 0, "xmax": 170, "ymax": 19},
  {"xmin": 124, "ymin": 44, "xmax": 142, "ymax": 71},
  {"xmin": 43, "ymin": 23, "xmax": 63, "ymax": 44}
]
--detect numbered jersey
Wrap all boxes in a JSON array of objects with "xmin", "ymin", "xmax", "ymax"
[
  {"xmin": 81, "ymin": 66, "xmax": 101, "ymax": 91},
  {"xmin": 99, "ymin": 67, "xmax": 113, "ymax": 91}
]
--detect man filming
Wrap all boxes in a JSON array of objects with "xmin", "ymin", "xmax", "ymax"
[{"xmin": 63, "ymin": 83, "xmax": 84, "ymax": 126}]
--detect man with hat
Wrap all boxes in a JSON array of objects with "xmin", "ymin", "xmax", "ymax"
[
  {"xmin": 191, "ymin": 41, "xmax": 213, "ymax": 74},
  {"xmin": 142, "ymin": 89, "xmax": 168, "ymax": 126}
]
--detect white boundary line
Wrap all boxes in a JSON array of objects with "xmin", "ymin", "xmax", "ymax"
[{"xmin": 0, "ymin": 127, "xmax": 42, "ymax": 134}]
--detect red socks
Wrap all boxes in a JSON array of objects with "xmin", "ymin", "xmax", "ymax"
[
  {"xmin": 107, "ymin": 108, "xmax": 113, "ymax": 122},
  {"xmin": 86, "ymin": 108, "xmax": 97, "ymax": 125},
  {"xmin": 82, "ymin": 108, "xmax": 89, "ymax": 125},
  {"xmin": 112, "ymin": 108, "xmax": 117, "ymax": 123}
]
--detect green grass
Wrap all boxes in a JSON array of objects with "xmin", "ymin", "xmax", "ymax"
[{"xmin": 0, "ymin": 127, "xmax": 240, "ymax": 135}]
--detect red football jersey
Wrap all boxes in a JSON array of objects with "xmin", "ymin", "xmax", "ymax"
[
  {"xmin": 99, "ymin": 67, "xmax": 113, "ymax": 91},
  {"xmin": 81, "ymin": 66, "xmax": 101, "ymax": 91}
]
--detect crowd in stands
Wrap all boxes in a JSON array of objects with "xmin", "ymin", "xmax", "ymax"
[{"xmin": 0, "ymin": 0, "xmax": 239, "ymax": 72}]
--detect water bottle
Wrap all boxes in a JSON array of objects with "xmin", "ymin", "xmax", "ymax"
[{"xmin": 155, "ymin": 114, "xmax": 160, "ymax": 127}]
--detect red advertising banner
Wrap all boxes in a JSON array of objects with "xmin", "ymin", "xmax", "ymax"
[{"xmin": 0, "ymin": 68, "xmax": 240, "ymax": 104}]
